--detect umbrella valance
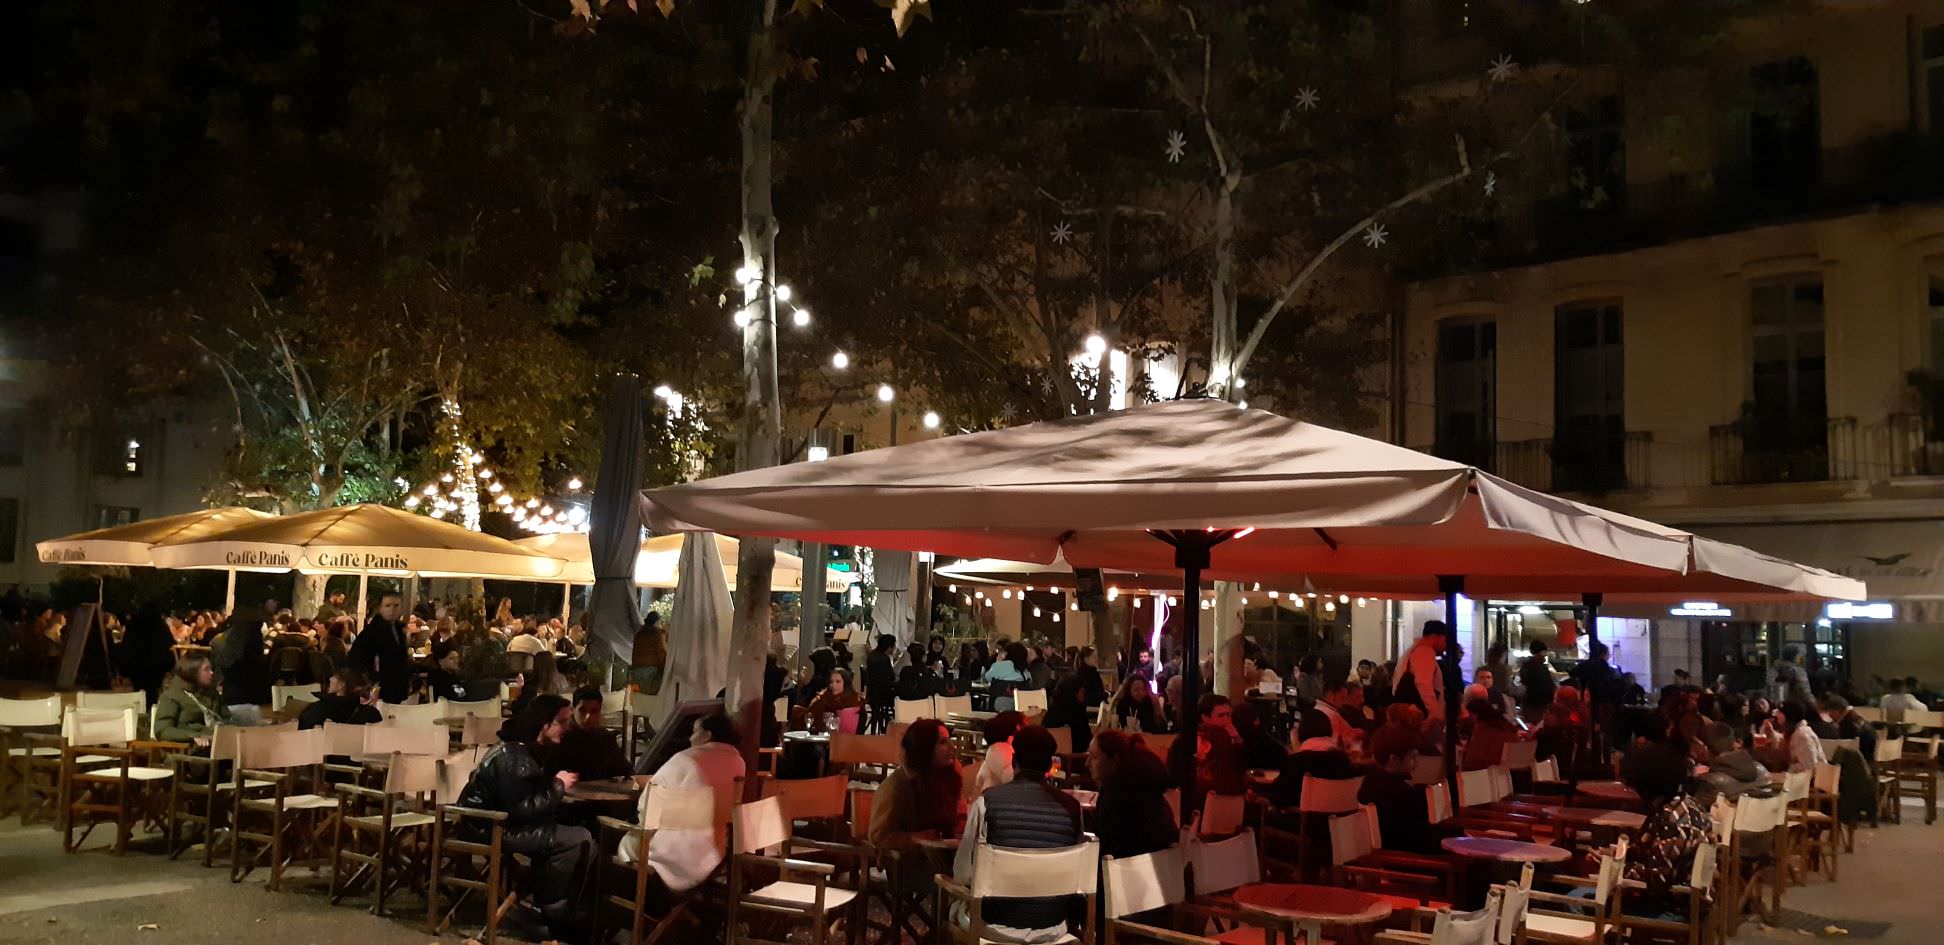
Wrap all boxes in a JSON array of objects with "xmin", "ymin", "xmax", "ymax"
[
  {"xmin": 642, "ymin": 400, "xmax": 1860, "ymax": 603},
  {"xmin": 515, "ymin": 532, "xmax": 859, "ymax": 591},
  {"xmin": 149, "ymin": 503, "xmax": 565, "ymax": 579},
  {"xmin": 36, "ymin": 507, "xmax": 276, "ymax": 567}
]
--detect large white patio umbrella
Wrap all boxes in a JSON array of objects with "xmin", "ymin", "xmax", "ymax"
[
  {"xmin": 642, "ymin": 399, "xmax": 1862, "ymax": 799},
  {"xmin": 35, "ymin": 506, "xmax": 277, "ymax": 611},
  {"xmin": 514, "ymin": 532, "xmax": 860, "ymax": 591},
  {"xmin": 151, "ymin": 503, "xmax": 566, "ymax": 624}
]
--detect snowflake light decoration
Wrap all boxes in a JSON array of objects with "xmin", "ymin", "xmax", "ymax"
[
  {"xmin": 1488, "ymin": 55, "xmax": 1521, "ymax": 83},
  {"xmin": 1294, "ymin": 87, "xmax": 1321, "ymax": 111},
  {"xmin": 1050, "ymin": 221, "xmax": 1074, "ymax": 244},
  {"xmin": 1362, "ymin": 223, "xmax": 1389, "ymax": 249},
  {"xmin": 1484, "ymin": 170, "xmax": 1498, "ymax": 197},
  {"xmin": 1165, "ymin": 130, "xmax": 1187, "ymax": 163}
]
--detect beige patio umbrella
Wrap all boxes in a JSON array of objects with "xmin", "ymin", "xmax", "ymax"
[
  {"xmin": 35, "ymin": 506, "xmax": 277, "ymax": 611},
  {"xmin": 150, "ymin": 503, "xmax": 566, "ymax": 624},
  {"xmin": 513, "ymin": 532, "xmax": 859, "ymax": 591}
]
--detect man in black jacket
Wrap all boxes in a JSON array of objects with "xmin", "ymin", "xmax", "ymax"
[
  {"xmin": 215, "ymin": 599, "xmax": 275, "ymax": 707},
  {"xmin": 297, "ymin": 667, "xmax": 383, "ymax": 729},
  {"xmin": 458, "ymin": 694, "xmax": 591, "ymax": 938},
  {"xmin": 1519, "ymin": 639, "xmax": 1557, "ymax": 721},
  {"xmin": 537, "ymin": 687, "xmax": 629, "ymax": 780},
  {"xmin": 952, "ymin": 725, "xmax": 1084, "ymax": 941},
  {"xmin": 348, "ymin": 594, "xmax": 411, "ymax": 703}
]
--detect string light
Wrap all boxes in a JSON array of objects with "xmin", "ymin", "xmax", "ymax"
[
  {"xmin": 1356, "ymin": 597, "xmax": 1368, "ymax": 607},
  {"xmin": 404, "ymin": 496, "xmax": 421, "ymax": 508},
  {"xmin": 947, "ymin": 584, "xmax": 957, "ymax": 593},
  {"xmin": 831, "ymin": 351, "xmax": 850, "ymax": 370},
  {"xmin": 792, "ymin": 308, "xmax": 810, "ymax": 327},
  {"xmin": 1032, "ymin": 607, "xmax": 1042, "ymax": 617},
  {"xmin": 876, "ymin": 384, "xmax": 894, "ymax": 403},
  {"xmin": 733, "ymin": 310, "xmax": 751, "ymax": 328},
  {"xmin": 1083, "ymin": 334, "xmax": 1107, "ymax": 356},
  {"xmin": 526, "ymin": 498, "xmax": 540, "ymax": 509},
  {"xmin": 1002, "ymin": 589, "xmax": 1012, "ymax": 599},
  {"xmin": 478, "ymin": 468, "xmax": 494, "ymax": 479},
  {"xmin": 488, "ymin": 481, "xmax": 504, "ymax": 494},
  {"xmin": 1133, "ymin": 597, "xmax": 1144, "ymax": 609},
  {"xmin": 774, "ymin": 284, "xmax": 793, "ymax": 302},
  {"xmin": 1268, "ymin": 591, "xmax": 1280, "ymax": 599},
  {"xmin": 567, "ymin": 477, "xmax": 583, "ymax": 491},
  {"xmin": 922, "ymin": 411, "xmax": 940, "ymax": 429},
  {"xmin": 653, "ymin": 384, "xmax": 673, "ymax": 399},
  {"xmin": 1052, "ymin": 613, "xmax": 1061, "ymax": 623}
]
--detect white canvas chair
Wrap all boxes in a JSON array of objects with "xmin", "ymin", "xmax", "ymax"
[
  {"xmin": 330, "ymin": 750, "xmax": 441, "ymax": 914},
  {"xmin": 445, "ymin": 697, "xmax": 503, "ymax": 721},
  {"xmin": 1185, "ymin": 827, "xmax": 1259, "ymax": 898},
  {"xmin": 1, "ymin": 694, "xmax": 63, "ymax": 821},
  {"xmin": 1103, "ymin": 846, "xmax": 1201, "ymax": 945},
  {"xmin": 1499, "ymin": 740, "xmax": 1538, "ymax": 772},
  {"xmin": 1850, "ymin": 705, "xmax": 1884, "ymax": 725},
  {"xmin": 1531, "ymin": 757, "xmax": 1564, "ymax": 786},
  {"xmin": 727, "ymin": 793, "xmax": 867, "ymax": 945},
  {"xmin": 1199, "ymin": 792, "xmax": 1248, "ymax": 837},
  {"xmin": 596, "ymin": 782, "xmax": 729, "ymax": 945},
  {"xmin": 1410, "ymin": 753, "xmax": 1446, "ymax": 785},
  {"xmin": 1375, "ymin": 885, "xmax": 1505, "ymax": 945},
  {"xmin": 1426, "ymin": 782, "xmax": 1454, "ymax": 824},
  {"xmin": 1615, "ymin": 841, "xmax": 1719, "ymax": 945},
  {"xmin": 164, "ymin": 722, "xmax": 275, "ymax": 865},
  {"xmin": 1299, "ymin": 775, "xmax": 1365, "ymax": 815},
  {"xmin": 460, "ymin": 714, "xmax": 501, "ymax": 748},
  {"xmin": 379, "ymin": 699, "xmax": 449, "ymax": 728},
  {"xmin": 933, "ymin": 694, "xmax": 973, "ymax": 718},
  {"xmin": 1329, "ymin": 804, "xmax": 1455, "ymax": 918},
  {"xmin": 1015, "ymin": 688, "xmax": 1049, "ymax": 716},
  {"xmin": 1725, "ymin": 791, "xmax": 1789, "ymax": 933},
  {"xmin": 272, "ymin": 684, "xmax": 320, "ymax": 712},
  {"xmin": 1518, "ymin": 838, "xmax": 1627, "ymax": 944},
  {"xmin": 940, "ymin": 838, "xmax": 1100, "ymax": 945},
  {"xmin": 58, "ymin": 707, "xmax": 175, "ymax": 854},
  {"xmin": 893, "ymin": 697, "xmax": 933, "ymax": 725},
  {"xmin": 361, "ymin": 723, "xmax": 453, "ymax": 758},
  {"xmin": 231, "ymin": 725, "xmax": 341, "ymax": 889},
  {"xmin": 76, "ymin": 690, "xmax": 148, "ymax": 719}
]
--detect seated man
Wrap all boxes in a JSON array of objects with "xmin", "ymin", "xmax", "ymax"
[
  {"xmin": 953, "ymin": 725, "xmax": 1084, "ymax": 943},
  {"xmin": 1269, "ymin": 711, "xmax": 1356, "ymax": 809},
  {"xmin": 298, "ymin": 666, "xmax": 383, "ymax": 729},
  {"xmin": 457, "ymin": 695, "xmax": 594, "ymax": 940},
  {"xmin": 537, "ymin": 686, "xmax": 631, "ymax": 781},
  {"xmin": 1697, "ymin": 720, "xmax": 1768, "ymax": 802},
  {"xmin": 425, "ymin": 641, "xmax": 481, "ymax": 703},
  {"xmin": 1357, "ymin": 725, "xmax": 1455, "ymax": 855}
]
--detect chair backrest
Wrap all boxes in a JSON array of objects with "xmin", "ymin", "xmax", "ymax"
[
  {"xmin": 1103, "ymin": 846, "xmax": 1187, "ymax": 920},
  {"xmin": 364, "ymin": 723, "xmax": 451, "ymax": 756},
  {"xmin": 1457, "ymin": 768, "xmax": 1496, "ymax": 807},
  {"xmin": 848, "ymin": 786, "xmax": 874, "ymax": 841},
  {"xmin": 971, "ymin": 839, "xmax": 1100, "ymax": 899},
  {"xmin": 1426, "ymin": 781, "xmax": 1454, "ymax": 824},
  {"xmin": 1590, "ymin": 837, "xmax": 1628, "ymax": 905},
  {"xmin": 271, "ymin": 684, "xmax": 318, "ymax": 712},
  {"xmin": 1496, "ymin": 880, "xmax": 1529, "ymax": 945},
  {"xmin": 1200, "ymin": 793, "xmax": 1247, "ymax": 836},
  {"xmin": 1531, "ymin": 757, "xmax": 1561, "ymax": 783},
  {"xmin": 236, "ymin": 725, "xmax": 327, "ymax": 769},
  {"xmin": 1329, "ymin": 805, "xmax": 1381, "ymax": 866},
  {"xmin": 829, "ymin": 731, "xmax": 902, "ymax": 766},
  {"xmin": 1689, "ymin": 840, "xmax": 1720, "ymax": 893},
  {"xmin": 1851, "ymin": 705, "xmax": 1884, "ymax": 724},
  {"xmin": 1410, "ymin": 753, "xmax": 1446, "ymax": 785},
  {"xmin": 1015, "ymin": 689, "xmax": 1049, "ymax": 716},
  {"xmin": 384, "ymin": 752, "xmax": 444, "ymax": 797},
  {"xmin": 1431, "ymin": 885, "xmax": 1502, "ymax": 945},
  {"xmin": 734, "ymin": 794, "xmax": 790, "ymax": 855},
  {"xmin": 644, "ymin": 783, "xmax": 724, "ymax": 830},
  {"xmin": 1905, "ymin": 709, "xmax": 1944, "ymax": 731},
  {"xmin": 1781, "ymin": 768, "xmax": 1811, "ymax": 803},
  {"xmin": 1732, "ymin": 792, "xmax": 1788, "ymax": 835},
  {"xmin": 445, "ymin": 697, "xmax": 502, "ymax": 720},
  {"xmin": 1874, "ymin": 735, "xmax": 1906, "ymax": 763},
  {"xmin": 76, "ymin": 690, "xmax": 147, "ymax": 716},
  {"xmin": 1186, "ymin": 828, "xmax": 1259, "ymax": 896},
  {"xmin": 1812, "ymin": 762, "xmax": 1840, "ymax": 795},
  {"xmin": 769, "ymin": 774, "xmax": 849, "ymax": 821},
  {"xmin": 933, "ymin": 694, "xmax": 972, "ymax": 717},
  {"xmin": 1499, "ymin": 740, "xmax": 1538, "ymax": 771},
  {"xmin": 505, "ymin": 652, "xmax": 535, "ymax": 675},
  {"xmin": 1163, "ymin": 788, "xmax": 1181, "ymax": 825},
  {"xmin": 379, "ymin": 699, "xmax": 447, "ymax": 727},
  {"xmin": 1049, "ymin": 725, "xmax": 1073, "ymax": 756},
  {"xmin": 461, "ymin": 714, "xmax": 500, "ymax": 747},
  {"xmin": 893, "ymin": 697, "xmax": 931, "ymax": 724},
  {"xmin": 1709, "ymin": 796, "xmax": 1736, "ymax": 843},
  {"xmin": 208, "ymin": 723, "xmax": 251, "ymax": 762},
  {"xmin": 63, "ymin": 707, "xmax": 137, "ymax": 747},
  {"xmin": 0, "ymin": 695, "xmax": 62, "ymax": 727},
  {"xmin": 323, "ymin": 720, "xmax": 375, "ymax": 757},
  {"xmin": 1299, "ymin": 775, "xmax": 1365, "ymax": 814},
  {"xmin": 435, "ymin": 749, "xmax": 480, "ymax": 805}
]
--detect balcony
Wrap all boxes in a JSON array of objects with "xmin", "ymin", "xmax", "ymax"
[
  {"xmin": 1443, "ymin": 132, "xmax": 1944, "ymax": 273},
  {"xmin": 1489, "ymin": 432, "xmax": 1651, "ymax": 493}
]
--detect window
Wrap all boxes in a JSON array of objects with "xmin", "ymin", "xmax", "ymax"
[
  {"xmin": 1564, "ymin": 97, "xmax": 1626, "ymax": 213},
  {"xmin": 93, "ymin": 506, "xmax": 139, "ymax": 529},
  {"xmin": 1926, "ymin": 26, "xmax": 1944, "ymax": 131},
  {"xmin": 0, "ymin": 498, "xmax": 14, "ymax": 563},
  {"xmin": 1553, "ymin": 302, "xmax": 1625, "ymax": 490},
  {"xmin": 0, "ymin": 409, "xmax": 22, "ymax": 466},
  {"xmin": 1747, "ymin": 57, "xmax": 1820, "ymax": 201},
  {"xmin": 94, "ymin": 425, "xmax": 144, "ymax": 477},
  {"xmin": 1435, "ymin": 319, "xmax": 1497, "ymax": 469},
  {"xmin": 1746, "ymin": 276, "xmax": 1827, "ymax": 480}
]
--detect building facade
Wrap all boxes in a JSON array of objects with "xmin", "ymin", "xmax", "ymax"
[{"xmin": 1398, "ymin": 2, "xmax": 1944, "ymax": 693}]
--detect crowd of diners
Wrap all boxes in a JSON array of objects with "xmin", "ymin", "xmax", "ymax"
[{"xmin": 11, "ymin": 583, "xmax": 1934, "ymax": 945}]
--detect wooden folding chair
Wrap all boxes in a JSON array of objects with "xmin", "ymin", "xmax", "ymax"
[
  {"xmin": 1015, "ymin": 688, "xmax": 1049, "ymax": 717},
  {"xmin": 939, "ymin": 838, "xmax": 1099, "ymax": 945},
  {"xmin": 378, "ymin": 699, "xmax": 449, "ymax": 728},
  {"xmin": 1330, "ymin": 804, "xmax": 1457, "ymax": 927},
  {"xmin": 165, "ymin": 723, "xmax": 274, "ymax": 864},
  {"xmin": 231, "ymin": 725, "xmax": 346, "ymax": 889},
  {"xmin": 828, "ymin": 731, "xmax": 901, "ymax": 786},
  {"xmin": 427, "ymin": 801, "xmax": 520, "ymax": 944},
  {"xmin": 75, "ymin": 690, "xmax": 148, "ymax": 730},
  {"xmin": 1374, "ymin": 885, "xmax": 1507, "ymax": 945},
  {"xmin": 1615, "ymin": 840, "xmax": 1720, "ymax": 945},
  {"xmin": 1723, "ymin": 792, "xmax": 1787, "ymax": 936},
  {"xmin": 1518, "ymin": 840, "xmax": 1627, "ymax": 944},
  {"xmin": 331, "ymin": 751, "xmax": 441, "ymax": 914},
  {"xmin": 728, "ymin": 793, "xmax": 867, "ymax": 945},
  {"xmin": 893, "ymin": 697, "xmax": 933, "ymax": 725},
  {"xmin": 595, "ymin": 782, "xmax": 734, "ymax": 945},
  {"xmin": 1793, "ymin": 764, "xmax": 1843, "ymax": 880},
  {"xmin": 1102, "ymin": 845, "xmax": 1227, "ymax": 945},
  {"xmin": 0, "ymin": 694, "xmax": 62, "ymax": 822},
  {"xmin": 272, "ymin": 684, "xmax": 320, "ymax": 713},
  {"xmin": 59, "ymin": 707, "xmax": 181, "ymax": 854}
]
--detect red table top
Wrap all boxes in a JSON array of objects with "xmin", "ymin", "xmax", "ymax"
[
  {"xmin": 1231, "ymin": 883, "xmax": 1394, "ymax": 925},
  {"xmin": 1574, "ymin": 780, "xmax": 1642, "ymax": 803},
  {"xmin": 1442, "ymin": 836, "xmax": 1572, "ymax": 863}
]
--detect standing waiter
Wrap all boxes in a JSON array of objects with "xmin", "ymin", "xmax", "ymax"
[{"xmin": 348, "ymin": 593, "xmax": 411, "ymax": 703}]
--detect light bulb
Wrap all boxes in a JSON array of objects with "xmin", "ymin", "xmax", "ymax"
[
  {"xmin": 1033, "ymin": 607, "xmax": 1042, "ymax": 617},
  {"xmin": 974, "ymin": 591, "xmax": 983, "ymax": 599},
  {"xmin": 1026, "ymin": 585, "xmax": 1035, "ymax": 592},
  {"xmin": 1106, "ymin": 587, "xmax": 1119, "ymax": 601},
  {"xmin": 876, "ymin": 384, "xmax": 894, "ymax": 403},
  {"xmin": 526, "ymin": 498, "xmax": 540, "ymax": 509},
  {"xmin": 470, "ymin": 452, "xmax": 484, "ymax": 464},
  {"xmin": 1168, "ymin": 596, "xmax": 1179, "ymax": 606},
  {"xmin": 404, "ymin": 496, "xmax": 421, "ymax": 508},
  {"xmin": 964, "ymin": 595, "xmax": 972, "ymax": 605},
  {"xmin": 1325, "ymin": 601, "xmax": 1337, "ymax": 612},
  {"xmin": 1241, "ymin": 597, "xmax": 1249, "ymax": 606},
  {"xmin": 734, "ymin": 265, "xmax": 755, "ymax": 286},
  {"xmin": 922, "ymin": 410, "xmax": 940, "ymax": 429},
  {"xmin": 1070, "ymin": 601, "xmax": 1079, "ymax": 611},
  {"xmin": 984, "ymin": 598, "xmax": 993, "ymax": 608},
  {"xmin": 792, "ymin": 308, "xmax": 810, "ymax": 327},
  {"xmin": 1083, "ymin": 333, "xmax": 1107, "ymax": 356},
  {"xmin": 567, "ymin": 477, "xmax": 583, "ymax": 491},
  {"xmin": 423, "ymin": 484, "xmax": 439, "ymax": 496},
  {"xmin": 1052, "ymin": 614, "xmax": 1061, "ymax": 623},
  {"xmin": 478, "ymin": 468, "xmax": 494, "ymax": 479},
  {"xmin": 733, "ymin": 310, "xmax": 750, "ymax": 328},
  {"xmin": 653, "ymin": 384, "xmax": 672, "ymax": 399},
  {"xmin": 495, "ymin": 494, "xmax": 513, "ymax": 506},
  {"xmin": 566, "ymin": 507, "xmax": 587, "ymax": 524},
  {"xmin": 1210, "ymin": 364, "xmax": 1231, "ymax": 384},
  {"xmin": 429, "ymin": 509, "xmax": 446, "ymax": 519},
  {"xmin": 1002, "ymin": 589, "xmax": 1012, "ymax": 600},
  {"xmin": 831, "ymin": 351, "xmax": 849, "ymax": 370},
  {"xmin": 487, "ymin": 481, "xmax": 503, "ymax": 493},
  {"xmin": 775, "ymin": 284, "xmax": 793, "ymax": 302},
  {"xmin": 1269, "ymin": 591, "xmax": 1280, "ymax": 599},
  {"xmin": 664, "ymin": 392, "xmax": 684, "ymax": 411},
  {"xmin": 1356, "ymin": 597, "xmax": 1368, "ymax": 607},
  {"xmin": 1237, "ymin": 400, "xmax": 1249, "ymax": 410},
  {"xmin": 947, "ymin": 584, "xmax": 957, "ymax": 593},
  {"xmin": 1234, "ymin": 377, "xmax": 1247, "ymax": 390},
  {"xmin": 1134, "ymin": 598, "xmax": 1144, "ymax": 609},
  {"xmin": 440, "ymin": 473, "xmax": 454, "ymax": 483}
]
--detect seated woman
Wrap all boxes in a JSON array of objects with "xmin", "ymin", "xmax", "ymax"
[
  {"xmin": 1089, "ymin": 730, "xmax": 1178, "ymax": 858},
  {"xmin": 1460, "ymin": 697, "xmax": 1530, "ymax": 771},
  {"xmin": 298, "ymin": 667, "xmax": 383, "ymax": 729},
  {"xmin": 871, "ymin": 719, "xmax": 965, "ymax": 896},
  {"xmin": 805, "ymin": 668, "xmax": 866, "ymax": 734},
  {"xmin": 971, "ymin": 711, "xmax": 1025, "ymax": 801},
  {"xmin": 1358, "ymin": 726, "xmax": 1456, "ymax": 855},
  {"xmin": 1112, "ymin": 676, "xmax": 1163, "ymax": 734},
  {"xmin": 983, "ymin": 643, "xmax": 1030, "ymax": 712},
  {"xmin": 1039, "ymin": 674, "xmax": 1093, "ymax": 754},
  {"xmin": 896, "ymin": 642, "xmax": 940, "ymax": 701},
  {"xmin": 618, "ymin": 710, "xmax": 745, "ymax": 904},
  {"xmin": 154, "ymin": 654, "xmax": 232, "ymax": 748},
  {"xmin": 456, "ymin": 694, "xmax": 595, "ymax": 939},
  {"xmin": 1586, "ymin": 744, "xmax": 1711, "ymax": 919}
]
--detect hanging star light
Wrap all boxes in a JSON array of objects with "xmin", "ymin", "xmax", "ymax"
[
  {"xmin": 1488, "ymin": 54, "xmax": 1521, "ymax": 83},
  {"xmin": 1164, "ymin": 130, "xmax": 1187, "ymax": 163},
  {"xmin": 1293, "ymin": 87, "xmax": 1320, "ymax": 111},
  {"xmin": 1050, "ymin": 220, "xmax": 1074, "ymax": 244},
  {"xmin": 1362, "ymin": 223, "xmax": 1390, "ymax": 249},
  {"xmin": 1484, "ymin": 170, "xmax": 1498, "ymax": 197}
]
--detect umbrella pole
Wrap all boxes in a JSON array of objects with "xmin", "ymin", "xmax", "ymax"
[
  {"xmin": 356, "ymin": 571, "xmax": 370, "ymax": 627},
  {"xmin": 1153, "ymin": 528, "xmax": 1243, "ymax": 826},
  {"xmin": 224, "ymin": 569, "xmax": 238, "ymax": 614},
  {"xmin": 1439, "ymin": 575, "xmax": 1465, "ymax": 782},
  {"xmin": 560, "ymin": 582, "xmax": 572, "ymax": 623}
]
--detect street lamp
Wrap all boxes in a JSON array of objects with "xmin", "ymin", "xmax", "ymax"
[{"xmin": 1084, "ymin": 333, "xmax": 1107, "ymax": 357}]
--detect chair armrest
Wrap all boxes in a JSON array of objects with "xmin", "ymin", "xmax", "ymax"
[
  {"xmin": 1364, "ymin": 850, "xmax": 1457, "ymax": 874},
  {"xmin": 131, "ymin": 739, "xmax": 189, "ymax": 753},
  {"xmin": 1525, "ymin": 890, "xmax": 1587, "ymax": 908},
  {"xmin": 790, "ymin": 837, "xmax": 870, "ymax": 861},
  {"xmin": 1110, "ymin": 918, "xmax": 1220, "ymax": 945},
  {"xmin": 1618, "ymin": 878, "xmax": 1646, "ymax": 890},
  {"xmin": 935, "ymin": 875, "xmax": 973, "ymax": 903},
  {"xmin": 444, "ymin": 804, "xmax": 509, "ymax": 823},
  {"xmin": 333, "ymin": 783, "xmax": 389, "ymax": 801},
  {"xmin": 739, "ymin": 852, "xmax": 837, "ymax": 875},
  {"xmin": 596, "ymin": 815, "xmax": 644, "ymax": 837},
  {"xmin": 322, "ymin": 763, "xmax": 365, "ymax": 777}
]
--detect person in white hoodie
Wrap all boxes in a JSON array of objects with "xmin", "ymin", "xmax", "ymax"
[
  {"xmin": 1393, "ymin": 620, "xmax": 1449, "ymax": 723},
  {"xmin": 620, "ymin": 710, "xmax": 746, "ymax": 901}
]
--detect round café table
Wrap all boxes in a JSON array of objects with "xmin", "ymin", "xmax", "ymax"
[
  {"xmin": 1442, "ymin": 836, "xmax": 1571, "ymax": 908},
  {"xmin": 1232, "ymin": 883, "xmax": 1392, "ymax": 945},
  {"xmin": 1573, "ymin": 780, "xmax": 1643, "ymax": 808},
  {"xmin": 1549, "ymin": 807, "xmax": 1646, "ymax": 832}
]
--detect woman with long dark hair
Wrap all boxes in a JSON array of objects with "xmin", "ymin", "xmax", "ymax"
[
  {"xmin": 456, "ymin": 694, "xmax": 593, "ymax": 939},
  {"xmin": 868, "ymin": 718, "xmax": 963, "ymax": 852},
  {"xmin": 1041, "ymin": 673, "xmax": 1094, "ymax": 753},
  {"xmin": 154, "ymin": 654, "xmax": 230, "ymax": 748},
  {"xmin": 1089, "ymin": 730, "xmax": 1178, "ymax": 858}
]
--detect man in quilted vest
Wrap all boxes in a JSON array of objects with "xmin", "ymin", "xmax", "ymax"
[{"xmin": 952, "ymin": 725, "xmax": 1084, "ymax": 942}]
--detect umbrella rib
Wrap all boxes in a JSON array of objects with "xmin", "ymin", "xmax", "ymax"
[{"xmin": 1313, "ymin": 528, "xmax": 1339, "ymax": 551}]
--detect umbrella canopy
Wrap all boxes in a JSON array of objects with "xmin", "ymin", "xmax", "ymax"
[
  {"xmin": 514, "ymin": 532, "xmax": 860, "ymax": 591},
  {"xmin": 667, "ymin": 532, "xmax": 732, "ymax": 701},
  {"xmin": 149, "ymin": 503, "xmax": 565, "ymax": 579},
  {"xmin": 36, "ymin": 507, "xmax": 276, "ymax": 567},
  {"xmin": 932, "ymin": 554, "xmax": 1368, "ymax": 598},
  {"xmin": 641, "ymin": 400, "xmax": 1861, "ymax": 603},
  {"xmin": 587, "ymin": 375, "xmax": 648, "ymax": 661}
]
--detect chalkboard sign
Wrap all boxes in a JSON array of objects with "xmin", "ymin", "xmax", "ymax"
[
  {"xmin": 631, "ymin": 698, "xmax": 727, "ymax": 777},
  {"xmin": 56, "ymin": 603, "xmax": 111, "ymax": 689},
  {"xmin": 1074, "ymin": 567, "xmax": 1107, "ymax": 611}
]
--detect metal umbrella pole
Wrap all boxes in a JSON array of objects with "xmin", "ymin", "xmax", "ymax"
[{"xmin": 1149, "ymin": 527, "xmax": 1249, "ymax": 825}]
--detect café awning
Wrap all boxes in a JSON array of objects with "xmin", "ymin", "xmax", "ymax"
[
  {"xmin": 149, "ymin": 503, "xmax": 565, "ymax": 580},
  {"xmin": 1688, "ymin": 520, "xmax": 1944, "ymax": 622},
  {"xmin": 36, "ymin": 507, "xmax": 276, "ymax": 567}
]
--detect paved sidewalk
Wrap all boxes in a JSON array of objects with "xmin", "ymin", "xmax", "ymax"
[{"xmin": 1728, "ymin": 800, "xmax": 1944, "ymax": 944}]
